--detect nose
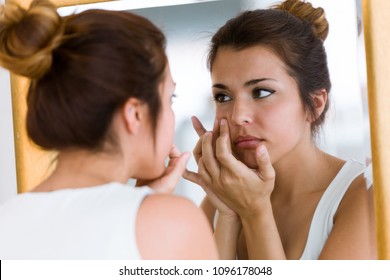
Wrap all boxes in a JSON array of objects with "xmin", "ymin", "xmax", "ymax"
[{"xmin": 230, "ymin": 98, "xmax": 253, "ymax": 126}]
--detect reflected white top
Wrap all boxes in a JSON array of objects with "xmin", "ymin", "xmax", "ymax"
[
  {"xmin": 0, "ymin": 183, "xmax": 152, "ymax": 259},
  {"xmin": 300, "ymin": 160, "xmax": 369, "ymax": 260}
]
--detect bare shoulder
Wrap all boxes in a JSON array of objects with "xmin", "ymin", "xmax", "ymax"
[
  {"xmin": 136, "ymin": 194, "xmax": 218, "ymax": 260},
  {"xmin": 320, "ymin": 173, "xmax": 376, "ymax": 259},
  {"xmin": 336, "ymin": 173, "xmax": 373, "ymax": 216}
]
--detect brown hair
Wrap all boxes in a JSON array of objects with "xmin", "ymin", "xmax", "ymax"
[
  {"xmin": 0, "ymin": 0, "xmax": 167, "ymax": 150},
  {"xmin": 208, "ymin": 0, "xmax": 330, "ymax": 135}
]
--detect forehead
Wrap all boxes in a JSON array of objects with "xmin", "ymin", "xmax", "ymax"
[{"xmin": 211, "ymin": 46, "xmax": 290, "ymax": 81}]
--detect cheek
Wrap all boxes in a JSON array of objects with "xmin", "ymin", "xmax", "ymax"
[
  {"xmin": 215, "ymin": 107, "xmax": 230, "ymax": 121},
  {"xmin": 167, "ymin": 110, "xmax": 175, "ymax": 144},
  {"xmin": 161, "ymin": 109, "xmax": 175, "ymax": 155}
]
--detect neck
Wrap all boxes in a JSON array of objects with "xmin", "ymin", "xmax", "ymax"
[
  {"xmin": 272, "ymin": 140, "xmax": 344, "ymax": 200},
  {"xmin": 32, "ymin": 149, "xmax": 131, "ymax": 192}
]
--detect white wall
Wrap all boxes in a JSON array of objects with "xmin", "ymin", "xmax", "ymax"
[
  {"xmin": 0, "ymin": 64, "xmax": 17, "ymax": 203},
  {"xmin": 0, "ymin": 0, "xmax": 16, "ymax": 204}
]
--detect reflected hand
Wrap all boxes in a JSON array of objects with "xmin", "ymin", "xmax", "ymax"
[
  {"xmin": 136, "ymin": 145, "xmax": 190, "ymax": 193},
  {"xmin": 184, "ymin": 116, "xmax": 236, "ymax": 217},
  {"xmin": 200, "ymin": 119, "xmax": 275, "ymax": 218}
]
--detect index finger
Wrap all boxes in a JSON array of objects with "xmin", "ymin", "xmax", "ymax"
[
  {"xmin": 191, "ymin": 116, "xmax": 207, "ymax": 137},
  {"xmin": 215, "ymin": 119, "xmax": 236, "ymax": 170}
]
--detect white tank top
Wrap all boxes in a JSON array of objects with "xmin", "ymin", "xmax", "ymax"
[
  {"xmin": 300, "ymin": 160, "xmax": 369, "ymax": 259},
  {"xmin": 0, "ymin": 182, "xmax": 152, "ymax": 259}
]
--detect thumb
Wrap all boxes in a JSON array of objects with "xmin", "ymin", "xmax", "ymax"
[
  {"xmin": 256, "ymin": 145, "xmax": 275, "ymax": 181},
  {"xmin": 163, "ymin": 152, "xmax": 191, "ymax": 185},
  {"xmin": 152, "ymin": 152, "xmax": 190, "ymax": 194},
  {"xmin": 170, "ymin": 151, "xmax": 191, "ymax": 176}
]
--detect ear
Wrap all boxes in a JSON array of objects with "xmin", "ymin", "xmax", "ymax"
[
  {"xmin": 121, "ymin": 98, "xmax": 145, "ymax": 134},
  {"xmin": 307, "ymin": 89, "xmax": 327, "ymax": 122}
]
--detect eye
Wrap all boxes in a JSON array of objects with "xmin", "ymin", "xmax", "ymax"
[
  {"xmin": 171, "ymin": 94, "xmax": 177, "ymax": 104},
  {"xmin": 213, "ymin": 93, "xmax": 232, "ymax": 103},
  {"xmin": 252, "ymin": 88, "xmax": 275, "ymax": 99}
]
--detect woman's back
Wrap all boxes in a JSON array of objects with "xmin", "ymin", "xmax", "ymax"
[
  {"xmin": 0, "ymin": 183, "xmax": 149, "ymax": 259},
  {"xmin": 0, "ymin": 183, "xmax": 216, "ymax": 259}
]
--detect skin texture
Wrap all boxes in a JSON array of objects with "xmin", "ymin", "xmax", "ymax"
[
  {"xmin": 31, "ymin": 65, "xmax": 218, "ymax": 260},
  {"xmin": 185, "ymin": 46, "xmax": 376, "ymax": 259}
]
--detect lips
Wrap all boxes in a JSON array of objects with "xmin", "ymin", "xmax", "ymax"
[{"xmin": 234, "ymin": 135, "xmax": 263, "ymax": 149}]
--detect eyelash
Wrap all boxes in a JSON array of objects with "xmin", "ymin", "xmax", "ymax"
[
  {"xmin": 213, "ymin": 88, "xmax": 275, "ymax": 103},
  {"xmin": 252, "ymin": 88, "xmax": 275, "ymax": 99},
  {"xmin": 171, "ymin": 94, "xmax": 177, "ymax": 104},
  {"xmin": 213, "ymin": 93, "xmax": 231, "ymax": 103}
]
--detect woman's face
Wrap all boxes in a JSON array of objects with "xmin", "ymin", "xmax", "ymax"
[{"xmin": 211, "ymin": 46, "xmax": 311, "ymax": 168}]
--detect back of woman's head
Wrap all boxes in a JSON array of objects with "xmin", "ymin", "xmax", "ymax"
[
  {"xmin": 208, "ymin": 0, "xmax": 330, "ymax": 135},
  {"xmin": 0, "ymin": 0, "xmax": 167, "ymax": 150}
]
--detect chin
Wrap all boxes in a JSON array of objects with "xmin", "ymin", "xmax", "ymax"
[
  {"xmin": 244, "ymin": 160, "xmax": 259, "ymax": 169},
  {"xmin": 137, "ymin": 164, "xmax": 165, "ymax": 181},
  {"xmin": 235, "ymin": 152, "xmax": 259, "ymax": 169},
  {"xmin": 155, "ymin": 164, "xmax": 167, "ymax": 177}
]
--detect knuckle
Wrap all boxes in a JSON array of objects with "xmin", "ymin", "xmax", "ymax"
[
  {"xmin": 220, "ymin": 174, "xmax": 233, "ymax": 187},
  {"xmin": 264, "ymin": 169, "xmax": 276, "ymax": 181},
  {"xmin": 215, "ymin": 149, "xmax": 228, "ymax": 163}
]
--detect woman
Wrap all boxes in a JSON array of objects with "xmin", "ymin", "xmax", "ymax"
[
  {"xmin": 185, "ymin": 0, "xmax": 376, "ymax": 259},
  {"xmin": 0, "ymin": 0, "xmax": 217, "ymax": 259}
]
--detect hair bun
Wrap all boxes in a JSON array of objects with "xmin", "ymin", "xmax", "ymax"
[
  {"xmin": 0, "ymin": 0, "xmax": 63, "ymax": 78},
  {"xmin": 275, "ymin": 0, "xmax": 329, "ymax": 41}
]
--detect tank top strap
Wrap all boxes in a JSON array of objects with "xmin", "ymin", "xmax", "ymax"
[{"xmin": 300, "ymin": 160, "xmax": 365, "ymax": 259}]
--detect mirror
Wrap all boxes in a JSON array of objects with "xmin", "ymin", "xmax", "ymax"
[
  {"xmin": 1, "ymin": 0, "xmax": 388, "ymax": 258},
  {"xmin": 7, "ymin": 0, "xmax": 368, "ymax": 199}
]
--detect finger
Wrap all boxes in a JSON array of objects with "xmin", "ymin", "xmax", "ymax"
[
  {"xmin": 167, "ymin": 151, "xmax": 191, "ymax": 177},
  {"xmin": 193, "ymin": 136, "xmax": 203, "ymax": 164},
  {"xmin": 255, "ymin": 145, "xmax": 275, "ymax": 181},
  {"xmin": 219, "ymin": 119, "xmax": 232, "ymax": 154},
  {"xmin": 183, "ymin": 158, "xmax": 212, "ymax": 186},
  {"xmin": 183, "ymin": 169, "xmax": 203, "ymax": 186},
  {"xmin": 183, "ymin": 169, "xmax": 214, "ymax": 196},
  {"xmin": 155, "ymin": 152, "xmax": 191, "ymax": 193},
  {"xmin": 211, "ymin": 117, "xmax": 219, "ymax": 155},
  {"xmin": 167, "ymin": 145, "xmax": 184, "ymax": 169},
  {"xmin": 201, "ymin": 131, "xmax": 220, "ymax": 181},
  {"xmin": 191, "ymin": 116, "xmax": 207, "ymax": 137},
  {"xmin": 215, "ymin": 119, "xmax": 236, "ymax": 169},
  {"xmin": 212, "ymin": 117, "xmax": 219, "ymax": 133},
  {"xmin": 197, "ymin": 157, "xmax": 213, "ymax": 186},
  {"xmin": 169, "ymin": 145, "xmax": 181, "ymax": 158}
]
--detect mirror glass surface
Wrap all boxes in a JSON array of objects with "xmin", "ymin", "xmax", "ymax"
[{"xmin": 61, "ymin": 0, "xmax": 370, "ymax": 205}]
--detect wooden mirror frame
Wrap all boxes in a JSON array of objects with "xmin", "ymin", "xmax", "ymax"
[
  {"xmin": 362, "ymin": 0, "xmax": 390, "ymax": 259},
  {"xmin": 8, "ymin": 0, "xmax": 389, "ymax": 259}
]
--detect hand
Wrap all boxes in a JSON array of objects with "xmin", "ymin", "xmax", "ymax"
[
  {"xmin": 191, "ymin": 116, "xmax": 213, "ymax": 164},
  {"xmin": 184, "ymin": 116, "xmax": 236, "ymax": 217},
  {"xmin": 201, "ymin": 119, "xmax": 275, "ymax": 218},
  {"xmin": 136, "ymin": 145, "xmax": 190, "ymax": 193}
]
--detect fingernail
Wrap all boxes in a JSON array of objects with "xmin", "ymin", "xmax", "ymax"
[{"xmin": 221, "ymin": 119, "xmax": 227, "ymax": 126}]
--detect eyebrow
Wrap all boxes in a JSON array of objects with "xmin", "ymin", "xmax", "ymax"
[{"xmin": 212, "ymin": 78, "xmax": 275, "ymax": 89}]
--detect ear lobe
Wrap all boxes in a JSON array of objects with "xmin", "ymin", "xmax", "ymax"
[{"xmin": 308, "ymin": 89, "xmax": 327, "ymax": 122}]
